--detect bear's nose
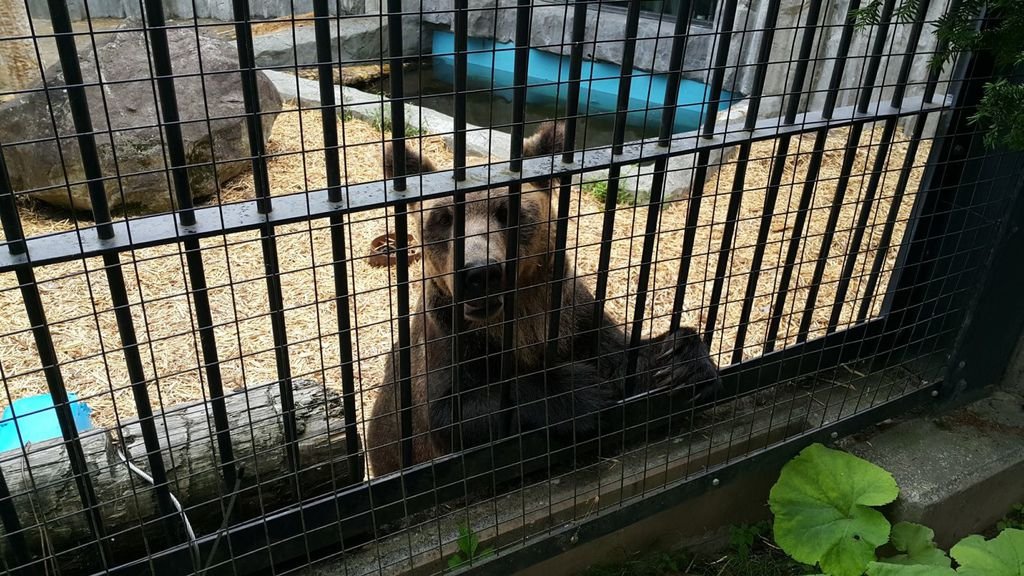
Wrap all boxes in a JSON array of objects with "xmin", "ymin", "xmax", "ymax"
[{"xmin": 458, "ymin": 260, "xmax": 503, "ymax": 300}]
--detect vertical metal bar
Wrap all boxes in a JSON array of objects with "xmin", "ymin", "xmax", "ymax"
[
  {"xmin": 762, "ymin": 0, "xmax": 864, "ymax": 352},
  {"xmin": 314, "ymin": 1, "xmax": 342, "ymax": 203},
  {"xmin": 142, "ymin": 0, "xmax": 238, "ymax": 500},
  {"xmin": 743, "ymin": 0, "xmax": 783, "ymax": 129},
  {"xmin": 700, "ymin": 0, "xmax": 784, "ymax": 343},
  {"xmin": 0, "ymin": 415, "xmax": 29, "ymax": 572},
  {"xmin": 856, "ymin": 116, "xmax": 928, "ymax": 322},
  {"xmin": 700, "ymin": 0, "xmax": 737, "ymax": 138},
  {"xmin": 178, "ymin": 0, "xmax": 247, "ymax": 507},
  {"xmin": 0, "ymin": 149, "xmax": 111, "ymax": 565},
  {"xmin": 0, "ymin": 154, "xmax": 32, "ymax": 574},
  {"xmin": 922, "ymin": 0, "xmax": 957, "ymax": 106},
  {"xmin": 66, "ymin": 8, "xmax": 185, "ymax": 543},
  {"xmin": 730, "ymin": 0, "xmax": 824, "ymax": 363},
  {"xmin": 667, "ymin": 0, "xmax": 738, "ymax": 342},
  {"xmin": 832, "ymin": 0, "xmax": 932, "ymax": 329},
  {"xmin": 501, "ymin": 0, "xmax": 532, "ymax": 425},
  {"xmin": 313, "ymin": 0, "xmax": 361, "ymax": 479},
  {"xmin": 888, "ymin": 0, "xmax": 931, "ymax": 109},
  {"xmin": 184, "ymin": 240, "xmax": 239, "ymax": 490},
  {"xmin": 385, "ymin": 0, "xmax": 415, "ymax": 469},
  {"xmin": 779, "ymin": 0, "xmax": 827, "ymax": 125},
  {"xmin": 491, "ymin": 0, "xmax": 520, "ymax": 438},
  {"xmin": 822, "ymin": 0, "xmax": 865, "ymax": 119},
  {"xmin": 701, "ymin": 143, "xmax": 748, "ymax": 341},
  {"xmin": 103, "ymin": 255, "xmax": 182, "ymax": 530},
  {"xmin": 230, "ymin": 0, "xmax": 272, "ymax": 215},
  {"xmin": 453, "ymin": 0, "xmax": 469, "ymax": 183},
  {"xmin": 762, "ymin": 133, "xmax": 827, "ymax": 352},
  {"xmin": 561, "ymin": 0, "xmax": 589, "ymax": 166},
  {"xmin": 826, "ymin": 120, "xmax": 897, "ymax": 331},
  {"xmin": 230, "ymin": 0, "xmax": 300, "ymax": 474},
  {"xmin": 44, "ymin": 0, "xmax": 113, "ymax": 237},
  {"xmin": 857, "ymin": 0, "xmax": 898, "ymax": 114},
  {"xmin": 446, "ymin": 0, "xmax": 468, "ymax": 453},
  {"xmin": 0, "ymin": 153, "xmax": 25, "ymax": 257},
  {"xmin": 142, "ymin": 0, "xmax": 195, "ymax": 223},
  {"xmin": 540, "ymin": 1, "xmax": 591, "ymax": 445},
  {"xmin": 593, "ymin": 0, "xmax": 670, "ymax": 329},
  {"xmin": 610, "ymin": 0, "xmax": 647, "ymax": 156},
  {"xmin": 46, "ymin": 0, "xmax": 183, "ymax": 546},
  {"xmin": 797, "ymin": 0, "xmax": 897, "ymax": 343},
  {"xmin": 624, "ymin": 0, "xmax": 696, "ymax": 386},
  {"xmin": 794, "ymin": 121, "xmax": 864, "ymax": 342}
]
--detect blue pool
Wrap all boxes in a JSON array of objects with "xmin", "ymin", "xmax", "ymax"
[{"xmin": 430, "ymin": 30, "xmax": 733, "ymax": 137}]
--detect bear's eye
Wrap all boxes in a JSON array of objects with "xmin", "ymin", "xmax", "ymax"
[
  {"xmin": 429, "ymin": 208, "xmax": 452, "ymax": 228},
  {"xmin": 494, "ymin": 203, "xmax": 508, "ymax": 226}
]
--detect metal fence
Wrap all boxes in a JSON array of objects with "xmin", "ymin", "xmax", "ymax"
[{"xmin": 0, "ymin": 0, "xmax": 1021, "ymax": 574}]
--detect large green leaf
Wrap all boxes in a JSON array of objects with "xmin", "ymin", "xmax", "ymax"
[
  {"xmin": 769, "ymin": 443, "xmax": 899, "ymax": 576},
  {"xmin": 865, "ymin": 561, "xmax": 957, "ymax": 576},
  {"xmin": 881, "ymin": 522, "xmax": 951, "ymax": 567},
  {"xmin": 950, "ymin": 528, "xmax": 1024, "ymax": 576}
]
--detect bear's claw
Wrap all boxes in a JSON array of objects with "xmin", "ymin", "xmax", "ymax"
[{"xmin": 651, "ymin": 327, "xmax": 722, "ymax": 405}]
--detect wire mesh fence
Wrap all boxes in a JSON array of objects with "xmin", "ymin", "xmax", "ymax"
[{"xmin": 0, "ymin": 0, "xmax": 1020, "ymax": 574}]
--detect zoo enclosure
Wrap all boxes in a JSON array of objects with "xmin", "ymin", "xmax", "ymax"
[{"xmin": 0, "ymin": 0, "xmax": 1022, "ymax": 575}]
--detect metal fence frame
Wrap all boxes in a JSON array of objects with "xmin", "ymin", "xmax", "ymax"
[{"xmin": 0, "ymin": 0, "xmax": 1022, "ymax": 575}]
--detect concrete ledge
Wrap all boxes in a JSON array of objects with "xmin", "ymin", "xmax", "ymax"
[
  {"xmin": 522, "ymin": 375, "xmax": 1024, "ymax": 575},
  {"xmin": 843, "ymin": 378, "xmax": 1024, "ymax": 549},
  {"xmin": 264, "ymin": 69, "xmax": 513, "ymax": 160}
]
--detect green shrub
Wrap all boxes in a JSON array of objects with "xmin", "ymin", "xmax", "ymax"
[{"xmin": 769, "ymin": 443, "xmax": 1024, "ymax": 576}]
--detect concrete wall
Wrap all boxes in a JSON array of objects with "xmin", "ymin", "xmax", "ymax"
[
  {"xmin": 419, "ymin": 0, "xmax": 955, "ymax": 121},
  {"xmin": 24, "ymin": 0, "xmax": 377, "ymax": 21},
  {"xmin": 31, "ymin": 0, "xmax": 955, "ymax": 123}
]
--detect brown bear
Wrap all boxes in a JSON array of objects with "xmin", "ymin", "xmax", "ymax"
[{"xmin": 365, "ymin": 121, "xmax": 721, "ymax": 477}]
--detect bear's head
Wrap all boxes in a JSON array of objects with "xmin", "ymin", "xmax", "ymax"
[{"xmin": 384, "ymin": 121, "xmax": 566, "ymax": 323}]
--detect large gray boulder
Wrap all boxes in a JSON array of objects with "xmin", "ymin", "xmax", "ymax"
[{"xmin": 0, "ymin": 24, "xmax": 282, "ymax": 214}]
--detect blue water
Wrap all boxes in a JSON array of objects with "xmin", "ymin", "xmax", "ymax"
[{"xmin": 428, "ymin": 30, "xmax": 733, "ymax": 139}]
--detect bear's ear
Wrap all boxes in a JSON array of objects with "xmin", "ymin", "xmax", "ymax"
[
  {"xmin": 522, "ymin": 120, "xmax": 566, "ymax": 159},
  {"xmin": 522, "ymin": 121, "xmax": 567, "ymax": 191},
  {"xmin": 384, "ymin": 140, "xmax": 437, "ymax": 180}
]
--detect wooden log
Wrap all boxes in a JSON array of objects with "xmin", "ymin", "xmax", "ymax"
[{"xmin": 0, "ymin": 379, "xmax": 363, "ymax": 574}]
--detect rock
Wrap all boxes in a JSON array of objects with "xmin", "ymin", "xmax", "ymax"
[
  {"xmin": 0, "ymin": 23, "xmax": 282, "ymax": 214},
  {"xmin": 252, "ymin": 15, "xmax": 387, "ymax": 68}
]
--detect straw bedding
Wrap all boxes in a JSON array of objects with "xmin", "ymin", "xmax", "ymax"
[{"xmin": 0, "ymin": 105, "xmax": 930, "ymax": 445}]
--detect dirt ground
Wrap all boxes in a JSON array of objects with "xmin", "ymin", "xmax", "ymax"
[{"xmin": 0, "ymin": 105, "xmax": 930, "ymax": 443}]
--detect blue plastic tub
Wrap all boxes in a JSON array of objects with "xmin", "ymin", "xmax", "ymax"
[
  {"xmin": 431, "ymin": 30, "xmax": 733, "ymax": 134},
  {"xmin": 0, "ymin": 393, "xmax": 93, "ymax": 452}
]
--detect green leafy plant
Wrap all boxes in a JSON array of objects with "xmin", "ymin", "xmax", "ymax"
[
  {"xmin": 882, "ymin": 522, "xmax": 951, "ymax": 567},
  {"xmin": 996, "ymin": 504, "xmax": 1024, "ymax": 531},
  {"xmin": 583, "ymin": 179, "xmax": 636, "ymax": 206},
  {"xmin": 447, "ymin": 523, "xmax": 494, "ymax": 570},
  {"xmin": 769, "ymin": 443, "xmax": 899, "ymax": 576},
  {"xmin": 769, "ymin": 443, "xmax": 1024, "ymax": 576},
  {"xmin": 950, "ymin": 529, "xmax": 1024, "ymax": 576},
  {"xmin": 853, "ymin": 1, "xmax": 1024, "ymax": 151},
  {"xmin": 367, "ymin": 110, "xmax": 427, "ymax": 137},
  {"xmin": 729, "ymin": 521, "xmax": 772, "ymax": 561},
  {"xmin": 370, "ymin": 109, "xmax": 392, "ymax": 133}
]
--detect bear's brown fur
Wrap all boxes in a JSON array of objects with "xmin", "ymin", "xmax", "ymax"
[{"xmin": 366, "ymin": 122, "xmax": 720, "ymax": 477}]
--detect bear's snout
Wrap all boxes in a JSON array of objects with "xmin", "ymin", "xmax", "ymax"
[{"xmin": 458, "ymin": 259, "xmax": 504, "ymax": 320}]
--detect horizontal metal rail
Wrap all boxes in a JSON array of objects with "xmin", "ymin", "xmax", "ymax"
[{"xmin": 1, "ymin": 94, "xmax": 951, "ymax": 272}]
